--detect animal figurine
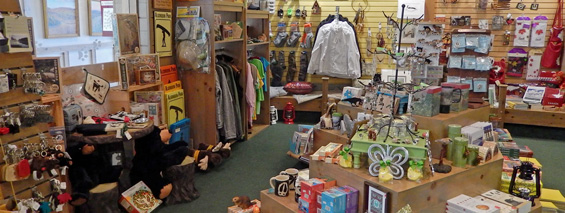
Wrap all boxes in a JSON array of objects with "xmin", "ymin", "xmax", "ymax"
[
  {"xmin": 342, "ymin": 98, "xmax": 364, "ymax": 107},
  {"xmin": 232, "ymin": 196, "xmax": 254, "ymax": 209}
]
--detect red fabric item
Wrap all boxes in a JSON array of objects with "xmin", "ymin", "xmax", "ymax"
[
  {"xmin": 283, "ymin": 81, "xmax": 314, "ymax": 94},
  {"xmin": 57, "ymin": 193, "xmax": 72, "ymax": 204},
  {"xmin": 16, "ymin": 159, "xmax": 30, "ymax": 178},
  {"xmin": 489, "ymin": 59, "xmax": 506, "ymax": 84},
  {"xmin": 0, "ymin": 127, "xmax": 9, "ymax": 135},
  {"xmin": 542, "ymin": 88, "xmax": 565, "ymax": 107},
  {"xmin": 541, "ymin": 0, "xmax": 563, "ymax": 68}
]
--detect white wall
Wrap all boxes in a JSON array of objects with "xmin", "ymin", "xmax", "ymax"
[{"xmin": 21, "ymin": 0, "xmax": 138, "ymax": 67}]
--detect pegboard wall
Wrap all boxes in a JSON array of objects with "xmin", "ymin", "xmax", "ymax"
[
  {"xmin": 269, "ymin": 0, "xmax": 403, "ymax": 84},
  {"xmin": 435, "ymin": 0, "xmax": 565, "ymax": 83}
]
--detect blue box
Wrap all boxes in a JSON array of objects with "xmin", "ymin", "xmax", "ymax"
[
  {"xmin": 298, "ymin": 197, "xmax": 316, "ymax": 213},
  {"xmin": 337, "ymin": 186, "xmax": 359, "ymax": 212},
  {"xmin": 321, "ymin": 188, "xmax": 346, "ymax": 213},
  {"xmin": 169, "ymin": 118, "xmax": 190, "ymax": 146}
]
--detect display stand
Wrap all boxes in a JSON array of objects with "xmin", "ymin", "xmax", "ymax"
[
  {"xmin": 335, "ymin": 102, "xmax": 490, "ymax": 158},
  {"xmin": 87, "ymin": 182, "xmax": 121, "ymax": 213},
  {"xmin": 260, "ymin": 189, "xmax": 298, "ymax": 213},
  {"xmin": 313, "ymin": 154, "xmax": 503, "ymax": 212},
  {"xmin": 163, "ymin": 156, "xmax": 200, "ymax": 205},
  {"xmin": 448, "ymin": 29, "xmax": 491, "ymax": 103}
]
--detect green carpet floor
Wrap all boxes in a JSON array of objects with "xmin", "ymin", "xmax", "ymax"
[
  {"xmin": 157, "ymin": 124, "xmax": 305, "ymax": 212},
  {"xmin": 156, "ymin": 123, "xmax": 564, "ymax": 212}
]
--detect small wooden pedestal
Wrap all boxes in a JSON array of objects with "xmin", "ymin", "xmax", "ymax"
[
  {"xmin": 309, "ymin": 153, "xmax": 504, "ymax": 213},
  {"xmin": 260, "ymin": 189, "xmax": 297, "ymax": 213},
  {"xmin": 87, "ymin": 182, "xmax": 120, "ymax": 213},
  {"xmin": 163, "ymin": 156, "xmax": 200, "ymax": 205}
]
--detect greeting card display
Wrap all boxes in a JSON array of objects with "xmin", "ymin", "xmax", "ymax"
[
  {"xmin": 513, "ymin": 16, "xmax": 531, "ymax": 47},
  {"xmin": 506, "ymin": 48, "xmax": 528, "ymax": 77},
  {"xmin": 530, "ymin": 16, "xmax": 548, "ymax": 47},
  {"xmin": 526, "ymin": 50, "xmax": 542, "ymax": 80}
]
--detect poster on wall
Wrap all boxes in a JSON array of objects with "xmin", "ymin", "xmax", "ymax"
[
  {"xmin": 115, "ymin": 14, "xmax": 140, "ymax": 55},
  {"xmin": 3, "ymin": 16, "xmax": 33, "ymax": 53},
  {"xmin": 397, "ymin": 0, "xmax": 425, "ymax": 19},
  {"xmin": 154, "ymin": 11, "xmax": 172, "ymax": 57},
  {"xmin": 88, "ymin": 0, "xmax": 102, "ymax": 36},
  {"xmin": 42, "ymin": 0, "xmax": 79, "ymax": 38},
  {"xmin": 101, "ymin": 0, "xmax": 114, "ymax": 37},
  {"xmin": 33, "ymin": 57, "xmax": 61, "ymax": 94},
  {"xmin": 153, "ymin": 0, "xmax": 172, "ymax": 10}
]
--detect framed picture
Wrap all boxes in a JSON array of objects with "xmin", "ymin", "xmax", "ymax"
[
  {"xmin": 88, "ymin": 0, "xmax": 103, "ymax": 36},
  {"xmin": 101, "ymin": 0, "xmax": 114, "ymax": 36},
  {"xmin": 364, "ymin": 181, "xmax": 388, "ymax": 213},
  {"xmin": 42, "ymin": 0, "xmax": 79, "ymax": 38},
  {"xmin": 137, "ymin": 69, "xmax": 156, "ymax": 85},
  {"xmin": 116, "ymin": 14, "xmax": 140, "ymax": 55},
  {"xmin": 33, "ymin": 57, "xmax": 61, "ymax": 94}
]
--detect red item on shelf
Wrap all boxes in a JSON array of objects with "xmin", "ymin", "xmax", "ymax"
[{"xmin": 542, "ymin": 88, "xmax": 565, "ymax": 107}]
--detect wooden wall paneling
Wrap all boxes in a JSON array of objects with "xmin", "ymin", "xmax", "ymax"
[
  {"xmin": 0, "ymin": 0, "xmax": 21, "ymax": 13},
  {"xmin": 435, "ymin": 0, "xmax": 565, "ymax": 84},
  {"xmin": 61, "ymin": 62, "xmax": 119, "ymax": 86},
  {"xmin": 0, "ymin": 88, "xmax": 42, "ymax": 107},
  {"xmin": 0, "ymin": 135, "xmax": 42, "ymax": 165},
  {"xmin": 0, "ymin": 174, "xmax": 54, "ymax": 199},
  {"xmin": 269, "ymin": 0, "xmax": 402, "ymax": 85},
  {"xmin": 177, "ymin": 0, "xmax": 219, "ymax": 147},
  {"xmin": 247, "ymin": 14, "xmax": 271, "ymax": 125},
  {"xmin": 0, "ymin": 53, "xmax": 34, "ymax": 70}
]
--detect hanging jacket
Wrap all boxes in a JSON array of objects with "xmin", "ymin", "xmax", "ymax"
[
  {"xmin": 308, "ymin": 19, "xmax": 361, "ymax": 79},
  {"xmin": 216, "ymin": 65, "xmax": 237, "ymax": 140},
  {"xmin": 245, "ymin": 62, "xmax": 256, "ymax": 126},
  {"xmin": 215, "ymin": 66, "xmax": 223, "ymax": 130}
]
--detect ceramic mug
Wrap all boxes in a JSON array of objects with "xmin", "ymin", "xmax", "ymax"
[
  {"xmin": 270, "ymin": 174, "xmax": 290, "ymax": 197},
  {"xmin": 279, "ymin": 168, "xmax": 299, "ymax": 190}
]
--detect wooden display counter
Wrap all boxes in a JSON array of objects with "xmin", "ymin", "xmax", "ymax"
[
  {"xmin": 336, "ymin": 102, "xmax": 490, "ymax": 158},
  {"xmin": 260, "ymin": 189, "xmax": 298, "ymax": 213},
  {"xmin": 309, "ymin": 153, "xmax": 504, "ymax": 213},
  {"xmin": 503, "ymin": 108, "xmax": 565, "ymax": 128}
]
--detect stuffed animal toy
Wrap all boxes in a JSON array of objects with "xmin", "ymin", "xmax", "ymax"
[
  {"xmin": 29, "ymin": 156, "xmax": 59, "ymax": 181},
  {"xmin": 130, "ymin": 126, "xmax": 189, "ymax": 199},
  {"xmin": 232, "ymin": 195, "xmax": 254, "ymax": 209},
  {"xmin": 188, "ymin": 148, "xmax": 222, "ymax": 171},
  {"xmin": 197, "ymin": 142, "xmax": 231, "ymax": 159}
]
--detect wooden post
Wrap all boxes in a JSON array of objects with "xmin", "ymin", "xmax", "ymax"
[
  {"xmin": 321, "ymin": 77, "xmax": 329, "ymax": 113},
  {"xmin": 497, "ymin": 84, "xmax": 508, "ymax": 128},
  {"xmin": 162, "ymin": 156, "xmax": 200, "ymax": 205},
  {"xmin": 87, "ymin": 182, "xmax": 121, "ymax": 213}
]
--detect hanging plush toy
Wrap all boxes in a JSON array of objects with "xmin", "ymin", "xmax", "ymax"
[{"xmin": 489, "ymin": 59, "xmax": 506, "ymax": 84}]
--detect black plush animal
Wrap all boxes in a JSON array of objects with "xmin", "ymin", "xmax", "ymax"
[{"xmin": 342, "ymin": 98, "xmax": 364, "ymax": 107}]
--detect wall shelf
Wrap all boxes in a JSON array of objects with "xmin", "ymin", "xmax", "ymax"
[
  {"xmin": 248, "ymin": 42, "xmax": 270, "ymax": 47},
  {"xmin": 216, "ymin": 38, "xmax": 245, "ymax": 44}
]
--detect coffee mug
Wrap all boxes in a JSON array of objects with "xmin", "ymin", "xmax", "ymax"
[
  {"xmin": 270, "ymin": 175, "xmax": 290, "ymax": 197},
  {"xmin": 280, "ymin": 168, "xmax": 299, "ymax": 190}
]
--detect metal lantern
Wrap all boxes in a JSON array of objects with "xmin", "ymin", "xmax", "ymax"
[
  {"xmin": 283, "ymin": 102, "xmax": 295, "ymax": 124},
  {"xmin": 509, "ymin": 161, "xmax": 541, "ymax": 206},
  {"xmin": 270, "ymin": 106, "xmax": 278, "ymax": 125}
]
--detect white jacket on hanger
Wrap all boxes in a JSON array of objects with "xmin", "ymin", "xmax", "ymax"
[{"xmin": 308, "ymin": 20, "xmax": 361, "ymax": 79}]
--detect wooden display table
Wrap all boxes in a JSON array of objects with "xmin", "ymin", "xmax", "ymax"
[
  {"xmin": 309, "ymin": 153, "xmax": 504, "ymax": 213},
  {"xmin": 336, "ymin": 102, "xmax": 490, "ymax": 158},
  {"xmin": 260, "ymin": 189, "xmax": 298, "ymax": 213},
  {"xmin": 503, "ymin": 108, "xmax": 565, "ymax": 128}
]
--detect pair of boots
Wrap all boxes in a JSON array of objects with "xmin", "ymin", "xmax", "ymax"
[{"xmin": 271, "ymin": 51, "xmax": 310, "ymax": 86}]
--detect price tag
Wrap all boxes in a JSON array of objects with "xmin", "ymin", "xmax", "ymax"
[
  {"xmin": 56, "ymin": 204, "xmax": 64, "ymax": 212},
  {"xmin": 50, "ymin": 169, "xmax": 58, "ymax": 176},
  {"xmin": 124, "ymin": 131, "xmax": 132, "ymax": 140},
  {"xmin": 60, "ymin": 182, "xmax": 67, "ymax": 190},
  {"xmin": 31, "ymin": 201, "xmax": 40, "ymax": 211}
]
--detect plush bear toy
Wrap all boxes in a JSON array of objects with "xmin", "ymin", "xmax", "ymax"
[
  {"xmin": 130, "ymin": 126, "xmax": 189, "ymax": 199},
  {"xmin": 188, "ymin": 148, "xmax": 222, "ymax": 171}
]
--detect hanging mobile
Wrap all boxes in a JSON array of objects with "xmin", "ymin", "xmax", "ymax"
[
  {"xmin": 503, "ymin": 31, "xmax": 511, "ymax": 45},
  {"xmin": 295, "ymin": 7, "xmax": 301, "ymax": 18},
  {"xmin": 516, "ymin": 0, "xmax": 526, "ymax": 10},
  {"xmin": 530, "ymin": 0, "xmax": 539, "ymax": 10},
  {"xmin": 277, "ymin": 9, "xmax": 283, "ymax": 18},
  {"xmin": 301, "ymin": 6, "xmax": 307, "ymax": 19}
]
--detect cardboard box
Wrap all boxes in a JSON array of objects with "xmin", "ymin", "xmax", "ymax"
[
  {"xmin": 299, "ymin": 197, "xmax": 317, "ymax": 213},
  {"xmin": 119, "ymin": 181, "xmax": 162, "ymax": 213},
  {"xmin": 291, "ymin": 132, "xmax": 310, "ymax": 154},
  {"xmin": 321, "ymin": 188, "xmax": 347, "ymax": 213},
  {"xmin": 314, "ymin": 177, "xmax": 336, "ymax": 190},
  {"xmin": 301, "ymin": 179, "xmax": 325, "ymax": 203},
  {"xmin": 337, "ymin": 186, "xmax": 359, "ymax": 212}
]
